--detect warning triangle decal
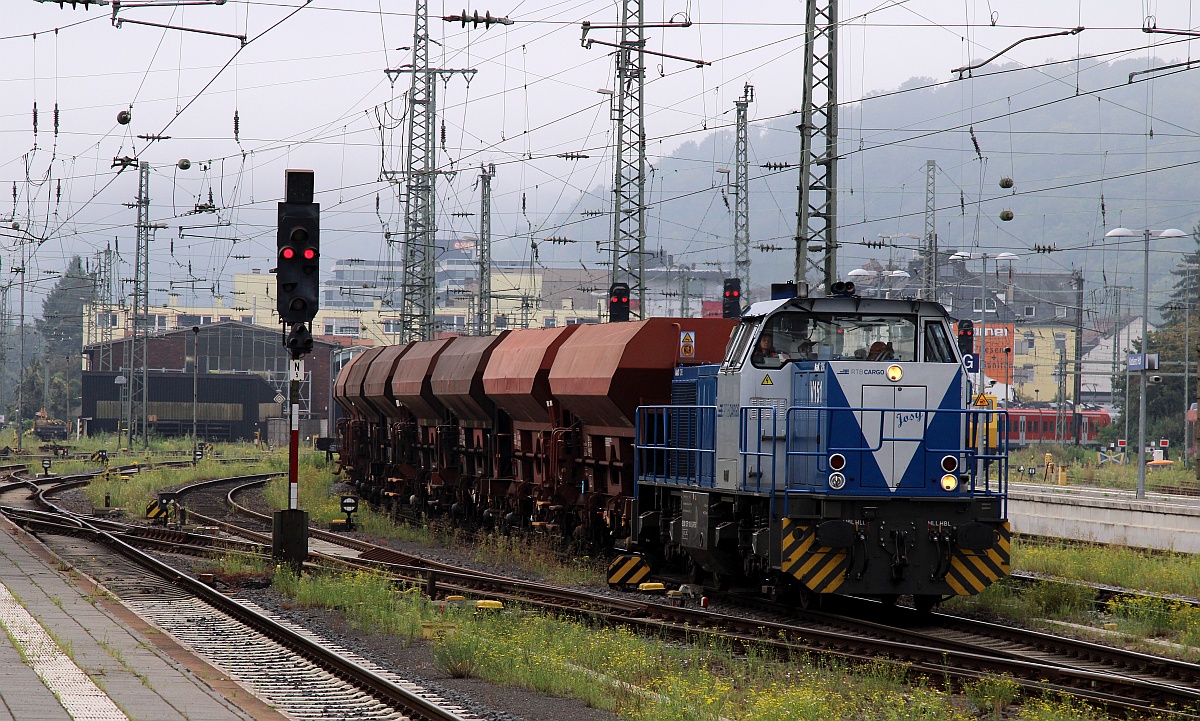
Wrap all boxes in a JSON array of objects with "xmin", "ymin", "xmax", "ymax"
[
  {"xmin": 761, "ymin": 374, "xmax": 773, "ymax": 386},
  {"xmin": 681, "ymin": 332, "xmax": 693, "ymax": 343}
]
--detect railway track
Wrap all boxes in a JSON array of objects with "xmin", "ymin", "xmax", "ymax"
[
  {"xmin": 1, "ymin": 473, "xmax": 478, "ymax": 721},
  {"xmin": 10, "ymin": 470, "xmax": 1200, "ymax": 717},
  {"xmin": 160, "ymin": 476, "xmax": 1200, "ymax": 718}
]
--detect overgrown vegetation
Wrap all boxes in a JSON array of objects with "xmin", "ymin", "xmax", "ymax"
[
  {"xmin": 274, "ymin": 566, "xmax": 1101, "ymax": 721},
  {"xmin": 1010, "ymin": 444, "xmax": 1199, "ymax": 492},
  {"xmin": 83, "ymin": 456, "xmax": 282, "ymax": 511},
  {"xmin": 1014, "ymin": 538, "xmax": 1200, "ymax": 598},
  {"xmin": 263, "ymin": 463, "xmax": 606, "ymax": 586},
  {"xmin": 196, "ymin": 552, "xmax": 273, "ymax": 586}
]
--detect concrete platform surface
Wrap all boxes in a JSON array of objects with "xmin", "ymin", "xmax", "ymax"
[
  {"xmin": 1009, "ymin": 482, "xmax": 1200, "ymax": 552},
  {"xmin": 0, "ymin": 517, "xmax": 287, "ymax": 721}
]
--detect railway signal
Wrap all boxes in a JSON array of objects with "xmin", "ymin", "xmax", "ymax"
[
  {"xmin": 274, "ymin": 170, "xmax": 317, "ymax": 570},
  {"xmin": 722, "ymin": 278, "xmax": 742, "ymax": 318},
  {"xmin": 608, "ymin": 282, "xmax": 630, "ymax": 322},
  {"xmin": 277, "ymin": 196, "xmax": 320, "ymax": 325},
  {"xmin": 957, "ymin": 319, "xmax": 974, "ymax": 356}
]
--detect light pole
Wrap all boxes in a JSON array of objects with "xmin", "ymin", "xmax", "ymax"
[
  {"xmin": 846, "ymin": 268, "xmax": 911, "ymax": 298},
  {"xmin": 191, "ymin": 326, "xmax": 200, "ymax": 465},
  {"xmin": 1105, "ymin": 227, "xmax": 1187, "ymax": 498}
]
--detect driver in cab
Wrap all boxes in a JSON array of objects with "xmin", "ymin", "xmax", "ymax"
[{"xmin": 752, "ymin": 332, "xmax": 789, "ymax": 366}]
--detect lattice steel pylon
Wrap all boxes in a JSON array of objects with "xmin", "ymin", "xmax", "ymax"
[
  {"xmin": 794, "ymin": 0, "xmax": 839, "ymax": 290},
  {"xmin": 129, "ymin": 161, "xmax": 151, "ymax": 449},
  {"xmin": 610, "ymin": 0, "xmax": 647, "ymax": 317},
  {"xmin": 477, "ymin": 163, "xmax": 495, "ymax": 336},
  {"xmin": 733, "ymin": 83, "xmax": 754, "ymax": 303},
  {"xmin": 400, "ymin": 0, "xmax": 437, "ymax": 342},
  {"xmin": 388, "ymin": 0, "xmax": 474, "ymax": 342},
  {"xmin": 921, "ymin": 160, "xmax": 937, "ymax": 299},
  {"xmin": 88, "ymin": 244, "xmax": 117, "ymax": 371}
]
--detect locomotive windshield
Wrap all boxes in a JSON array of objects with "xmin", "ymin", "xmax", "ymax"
[{"xmin": 751, "ymin": 312, "xmax": 918, "ymax": 368}]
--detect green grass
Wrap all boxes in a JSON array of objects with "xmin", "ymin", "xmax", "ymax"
[
  {"xmin": 272, "ymin": 566, "xmax": 988, "ymax": 721},
  {"xmin": 263, "ymin": 463, "xmax": 606, "ymax": 587},
  {"xmin": 83, "ymin": 456, "xmax": 284, "ymax": 512},
  {"xmin": 1014, "ymin": 538, "xmax": 1200, "ymax": 598},
  {"xmin": 1011, "ymin": 444, "xmax": 1199, "ymax": 492},
  {"xmin": 196, "ymin": 552, "xmax": 273, "ymax": 585}
]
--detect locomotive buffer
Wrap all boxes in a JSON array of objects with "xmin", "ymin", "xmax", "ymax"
[{"xmin": 274, "ymin": 169, "xmax": 321, "ymax": 567}]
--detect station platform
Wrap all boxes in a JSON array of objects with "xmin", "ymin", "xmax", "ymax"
[
  {"xmin": 0, "ymin": 517, "xmax": 284, "ymax": 721},
  {"xmin": 1009, "ymin": 482, "xmax": 1200, "ymax": 552}
]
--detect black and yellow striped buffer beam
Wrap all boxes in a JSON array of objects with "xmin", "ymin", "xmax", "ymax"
[
  {"xmin": 145, "ymin": 500, "xmax": 169, "ymax": 520},
  {"xmin": 781, "ymin": 519, "xmax": 849, "ymax": 594},
  {"xmin": 607, "ymin": 554, "xmax": 651, "ymax": 588},
  {"xmin": 946, "ymin": 521, "xmax": 1010, "ymax": 596}
]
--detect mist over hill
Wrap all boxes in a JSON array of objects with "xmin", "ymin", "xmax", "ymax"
[{"xmin": 544, "ymin": 55, "xmax": 1200, "ymax": 306}]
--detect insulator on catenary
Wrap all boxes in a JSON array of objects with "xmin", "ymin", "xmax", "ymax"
[
  {"xmin": 55, "ymin": 180, "xmax": 61, "ymax": 205},
  {"xmin": 32, "ymin": 102, "xmax": 38, "ymax": 136},
  {"xmin": 53, "ymin": 103, "xmax": 59, "ymax": 137},
  {"xmin": 233, "ymin": 109, "xmax": 240, "ymax": 141}
]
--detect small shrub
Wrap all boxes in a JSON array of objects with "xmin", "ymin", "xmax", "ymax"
[
  {"xmin": 1107, "ymin": 595, "xmax": 1184, "ymax": 637},
  {"xmin": 1026, "ymin": 581, "xmax": 1094, "ymax": 618},
  {"xmin": 433, "ymin": 631, "xmax": 481, "ymax": 679},
  {"xmin": 964, "ymin": 675, "xmax": 1020, "ymax": 719}
]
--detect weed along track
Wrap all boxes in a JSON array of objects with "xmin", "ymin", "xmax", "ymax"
[
  {"xmin": 2, "ymin": 473, "xmax": 480, "ymax": 721},
  {"xmin": 147, "ymin": 474, "xmax": 1200, "ymax": 717}
]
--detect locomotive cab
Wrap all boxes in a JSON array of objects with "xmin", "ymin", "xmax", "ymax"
[{"xmin": 634, "ymin": 292, "xmax": 1010, "ymax": 607}]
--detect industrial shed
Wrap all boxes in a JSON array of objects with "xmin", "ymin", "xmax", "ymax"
[{"xmin": 81, "ymin": 370, "xmax": 282, "ymax": 440}]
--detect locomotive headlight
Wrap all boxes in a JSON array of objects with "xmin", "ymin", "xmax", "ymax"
[
  {"xmin": 939, "ymin": 473, "xmax": 959, "ymax": 492},
  {"xmin": 828, "ymin": 453, "xmax": 846, "ymax": 471},
  {"xmin": 941, "ymin": 455, "xmax": 959, "ymax": 473},
  {"xmin": 828, "ymin": 472, "xmax": 847, "ymax": 490},
  {"xmin": 886, "ymin": 364, "xmax": 903, "ymax": 382}
]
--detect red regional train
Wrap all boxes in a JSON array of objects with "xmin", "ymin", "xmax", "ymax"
[{"xmin": 1003, "ymin": 406, "xmax": 1111, "ymax": 447}]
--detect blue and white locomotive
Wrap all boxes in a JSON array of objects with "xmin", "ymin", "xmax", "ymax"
[{"xmin": 632, "ymin": 285, "xmax": 1009, "ymax": 609}]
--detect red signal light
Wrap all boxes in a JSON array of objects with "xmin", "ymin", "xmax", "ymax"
[
  {"xmin": 303, "ymin": 248, "xmax": 316, "ymax": 260},
  {"xmin": 611, "ymin": 297, "xmax": 618, "ymax": 303},
  {"xmin": 622, "ymin": 297, "xmax": 628, "ymax": 303},
  {"xmin": 732, "ymin": 290, "xmax": 739, "ymax": 297},
  {"xmin": 281, "ymin": 247, "xmax": 295, "ymax": 259}
]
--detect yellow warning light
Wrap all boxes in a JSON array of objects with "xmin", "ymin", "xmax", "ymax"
[{"xmin": 886, "ymin": 365, "xmax": 903, "ymax": 382}]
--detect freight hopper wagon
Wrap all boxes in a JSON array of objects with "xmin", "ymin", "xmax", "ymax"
[
  {"xmin": 633, "ymin": 292, "xmax": 1010, "ymax": 609},
  {"xmin": 334, "ymin": 318, "xmax": 736, "ymax": 548}
]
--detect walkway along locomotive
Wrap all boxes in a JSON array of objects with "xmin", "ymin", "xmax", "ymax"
[{"xmin": 334, "ymin": 287, "xmax": 1010, "ymax": 609}]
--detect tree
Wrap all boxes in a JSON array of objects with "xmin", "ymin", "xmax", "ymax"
[
  {"xmin": 1111, "ymin": 317, "xmax": 1195, "ymax": 452},
  {"xmin": 32, "ymin": 257, "xmax": 96, "ymax": 420},
  {"xmin": 1162, "ymin": 222, "xmax": 1200, "ymax": 326}
]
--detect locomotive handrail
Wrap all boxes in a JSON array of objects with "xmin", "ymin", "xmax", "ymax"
[
  {"xmin": 633, "ymin": 405, "xmax": 718, "ymax": 489},
  {"xmin": 779, "ymin": 404, "xmax": 1008, "ymax": 512}
]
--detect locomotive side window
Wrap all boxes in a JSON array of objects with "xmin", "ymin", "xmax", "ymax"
[
  {"xmin": 724, "ymin": 320, "xmax": 758, "ymax": 370},
  {"xmin": 923, "ymin": 322, "xmax": 958, "ymax": 363},
  {"xmin": 751, "ymin": 312, "xmax": 917, "ymax": 368}
]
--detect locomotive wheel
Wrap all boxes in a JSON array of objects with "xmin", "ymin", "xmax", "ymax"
[{"xmin": 913, "ymin": 594, "xmax": 941, "ymax": 614}]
